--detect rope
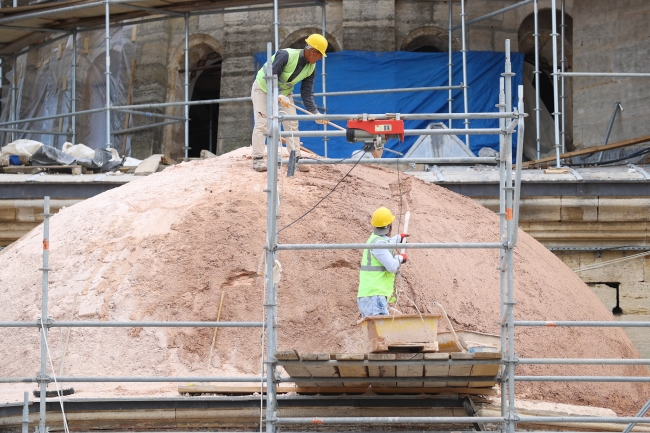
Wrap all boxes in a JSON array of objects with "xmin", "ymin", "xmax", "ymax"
[
  {"xmin": 572, "ymin": 250, "xmax": 650, "ymax": 273},
  {"xmin": 42, "ymin": 326, "xmax": 70, "ymax": 433}
]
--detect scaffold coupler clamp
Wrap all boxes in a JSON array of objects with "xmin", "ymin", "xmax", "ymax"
[{"xmin": 36, "ymin": 316, "xmax": 53, "ymax": 330}]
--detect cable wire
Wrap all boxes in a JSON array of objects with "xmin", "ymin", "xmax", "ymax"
[
  {"xmin": 42, "ymin": 325, "xmax": 70, "ymax": 433},
  {"xmin": 277, "ymin": 151, "xmax": 367, "ymax": 234}
]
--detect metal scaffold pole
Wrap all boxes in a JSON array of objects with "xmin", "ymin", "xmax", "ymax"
[
  {"xmin": 551, "ymin": 0, "xmax": 561, "ymax": 167},
  {"xmin": 556, "ymin": 0, "xmax": 560, "ymax": 154},
  {"xmin": 460, "ymin": 0, "xmax": 470, "ymax": 148},
  {"xmin": 104, "ymin": 0, "xmax": 111, "ymax": 149},
  {"xmin": 273, "ymin": 0, "xmax": 279, "ymax": 52},
  {"xmin": 11, "ymin": 54, "xmax": 17, "ymax": 142},
  {"xmin": 448, "ymin": 0, "xmax": 453, "ymax": 128},
  {"xmin": 533, "ymin": 0, "xmax": 541, "ymax": 160},
  {"xmin": 38, "ymin": 196, "xmax": 52, "ymax": 433},
  {"xmin": 72, "ymin": 29, "xmax": 77, "ymax": 144},
  {"xmin": 321, "ymin": 3, "xmax": 328, "ymax": 157},
  {"xmin": 497, "ymin": 75, "xmax": 507, "ymax": 433},
  {"xmin": 264, "ymin": 41, "xmax": 278, "ymax": 433},
  {"xmin": 184, "ymin": 13, "xmax": 190, "ymax": 160}
]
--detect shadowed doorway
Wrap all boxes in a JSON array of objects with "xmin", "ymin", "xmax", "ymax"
[{"xmin": 188, "ymin": 53, "xmax": 221, "ymax": 157}]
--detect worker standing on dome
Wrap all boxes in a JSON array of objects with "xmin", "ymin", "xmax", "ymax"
[
  {"xmin": 357, "ymin": 207, "xmax": 410, "ymax": 318},
  {"xmin": 250, "ymin": 34, "xmax": 329, "ymax": 173}
]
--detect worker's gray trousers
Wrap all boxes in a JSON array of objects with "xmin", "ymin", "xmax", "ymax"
[{"xmin": 251, "ymin": 80, "xmax": 301, "ymax": 159}]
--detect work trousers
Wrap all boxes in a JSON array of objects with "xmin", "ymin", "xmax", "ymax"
[{"xmin": 251, "ymin": 80, "xmax": 301, "ymax": 159}]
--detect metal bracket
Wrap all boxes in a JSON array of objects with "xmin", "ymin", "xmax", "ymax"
[
  {"xmin": 567, "ymin": 167, "xmax": 583, "ymax": 181},
  {"xmin": 430, "ymin": 165, "xmax": 445, "ymax": 182},
  {"xmin": 628, "ymin": 163, "xmax": 650, "ymax": 180},
  {"xmin": 35, "ymin": 373, "xmax": 51, "ymax": 383},
  {"xmin": 36, "ymin": 316, "xmax": 53, "ymax": 329}
]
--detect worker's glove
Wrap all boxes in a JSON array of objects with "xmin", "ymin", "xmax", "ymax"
[
  {"xmin": 399, "ymin": 233, "xmax": 410, "ymax": 243},
  {"xmin": 312, "ymin": 110, "xmax": 327, "ymax": 125},
  {"xmin": 397, "ymin": 253, "xmax": 408, "ymax": 264},
  {"xmin": 388, "ymin": 296, "xmax": 397, "ymax": 304},
  {"xmin": 278, "ymin": 95, "xmax": 291, "ymax": 108}
]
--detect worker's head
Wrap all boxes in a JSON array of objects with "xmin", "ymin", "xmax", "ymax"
[
  {"xmin": 371, "ymin": 206, "xmax": 395, "ymax": 235},
  {"xmin": 304, "ymin": 34, "xmax": 328, "ymax": 63}
]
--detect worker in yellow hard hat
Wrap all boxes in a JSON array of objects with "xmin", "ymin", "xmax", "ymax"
[
  {"xmin": 357, "ymin": 207, "xmax": 410, "ymax": 318},
  {"xmin": 250, "ymin": 33, "xmax": 329, "ymax": 173}
]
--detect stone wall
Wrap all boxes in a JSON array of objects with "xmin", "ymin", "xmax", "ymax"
[{"xmin": 572, "ymin": 0, "xmax": 650, "ymax": 148}]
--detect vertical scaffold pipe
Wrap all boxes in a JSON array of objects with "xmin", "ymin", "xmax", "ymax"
[
  {"xmin": 448, "ymin": 0, "xmax": 453, "ymax": 128},
  {"xmin": 497, "ymin": 76, "xmax": 507, "ymax": 433},
  {"xmin": 556, "ymin": 0, "xmax": 560, "ymax": 154},
  {"xmin": 512, "ymin": 85, "xmax": 525, "ymax": 247},
  {"xmin": 273, "ymin": 0, "xmax": 279, "ymax": 52},
  {"xmin": 551, "ymin": 0, "xmax": 561, "ymax": 167},
  {"xmin": 21, "ymin": 391, "xmax": 29, "ymax": 433},
  {"xmin": 533, "ymin": 0, "xmax": 541, "ymax": 160},
  {"xmin": 184, "ymin": 13, "xmax": 189, "ymax": 160},
  {"xmin": 72, "ymin": 29, "xmax": 77, "ymax": 145},
  {"xmin": 264, "ymin": 42, "xmax": 278, "ymax": 433},
  {"xmin": 10, "ymin": 55, "xmax": 16, "ymax": 142},
  {"xmin": 321, "ymin": 5, "xmax": 329, "ymax": 158},
  {"xmin": 104, "ymin": 0, "xmax": 111, "ymax": 149},
  {"xmin": 460, "ymin": 0, "xmax": 470, "ymax": 147},
  {"xmin": 38, "ymin": 196, "xmax": 52, "ymax": 433}
]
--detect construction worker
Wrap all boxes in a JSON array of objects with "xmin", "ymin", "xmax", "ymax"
[
  {"xmin": 357, "ymin": 207, "xmax": 409, "ymax": 318},
  {"xmin": 250, "ymin": 34, "xmax": 329, "ymax": 172}
]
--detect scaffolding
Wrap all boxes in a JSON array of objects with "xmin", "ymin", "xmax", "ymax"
[{"xmin": 1, "ymin": 1, "xmax": 650, "ymax": 432}]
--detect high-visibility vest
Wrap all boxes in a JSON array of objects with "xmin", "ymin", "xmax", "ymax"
[
  {"xmin": 255, "ymin": 48, "xmax": 316, "ymax": 96},
  {"xmin": 357, "ymin": 233, "xmax": 396, "ymax": 298}
]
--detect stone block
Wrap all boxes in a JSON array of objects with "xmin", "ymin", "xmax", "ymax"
[
  {"xmin": 560, "ymin": 197, "xmax": 598, "ymax": 222},
  {"xmin": 598, "ymin": 198, "xmax": 650, "ymax": 222},
  {"xmin": 588, "ymin": 283, "xmax": 617, "ymax": 312},
  {"xmin": 15, "ymin": 207, "xmax": 35, "ymax": 223},
  {"xmin": 518, "ymin": 197, "xmax": 561, "ymax": 222},
  {"xmin": 615, "ymin": 314, "xmax": 650, "ymax": 360},
  {"xmin": 0, "ymin": 208, "xmax": 16, "ymax": 222},
  {"xmin": 573, "ymin": 251, "xmax": 645, "ymax": 284},
  {"xmin": 619, "ymin": 281, "xmax": 650, "ymax": 315}
]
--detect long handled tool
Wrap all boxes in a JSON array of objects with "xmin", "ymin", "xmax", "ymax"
[
  {"xmin": 400, "ymin": 211, "xmax": 410, "ymax": 255},
  {"xmin": 280, "ymin": 98, "xmax": 346, "ymax": 131},
  {"xmin": 206, "ymin": 292, "xmax": 226, "ymax": 370}
]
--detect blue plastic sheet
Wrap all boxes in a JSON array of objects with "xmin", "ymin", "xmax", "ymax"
[{"xmin": 253, "ymin": 50, "xmax": 523, "ymax": 159}]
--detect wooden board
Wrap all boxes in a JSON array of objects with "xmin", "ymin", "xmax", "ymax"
[
  {"xmin": 299, "ymin": 353, "xmax": 342, "ymax": 387},
  {"xmin": 469, "ymin": 352, "xmax": 502, "ymax": 388},
  {"xmin": 336, "ymin": 353, "xmax": 369, "ymax": 388},
  {"xmin": 395, "ymin": 353, "xmax": 423, "ymax": 387},
  {"xmin": 275, "ymin": 350, "xmax": 315, "ymax": 387},
  {"xmin": 448, "ymin": 353, "xmax": 474, "ymax": 387},
  {"xmin": 368, "ymin": 352, "xmax": 396, "ymax": 388},
  {"xmin": 423, "ymin": 352, "xmax": 450, "ymax": 388},
  {"xmin": 1, "ymin": 165, "xmax": 81, "ymax": 175},
  {"xmin": 178, "ymin": 385, "xmax": 496, "ymax": 396},
  {"xmin": 133, "ymin": 154, "xmax": 162, "ymax": 176}
]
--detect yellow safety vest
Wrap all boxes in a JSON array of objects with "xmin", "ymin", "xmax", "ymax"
[
  {"xmin": 357, "ymin": 233, "xmax": 396, "ymax": 298},
  {"xmin": 255, "ymin": 48, "xmax": 316, "ymax": 96}
]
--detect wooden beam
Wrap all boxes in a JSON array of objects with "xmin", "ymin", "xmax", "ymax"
[{"xmin": 522, "ymin": 134, "xmax": 650, "ymax": 168}]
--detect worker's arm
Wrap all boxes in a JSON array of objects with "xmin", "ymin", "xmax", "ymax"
[
  {"xmin": 371, "ymin": 240, "xmax": 401, "ymax": 274},
  {"xmin": 270, "ymin": 50, "xmax": 289, "ymax": 77},
  {"xmin": 300, "ymin": 71, "xmax": 318, "ymax": 113}
]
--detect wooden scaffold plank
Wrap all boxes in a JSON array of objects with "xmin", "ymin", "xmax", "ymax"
[
  {"xmin": 368, "ymin": 352, "xmax": 396, "ymax": 388},
  {"xmin": 336, "ymin": 353, "xmax": 369, "ymax": 388},
  {"xmin": 468, "ymin": 352, "xmax": 501, "ymax": 388},
  {"xmin": 423, "ymin": 352, "xmax": 450, "ymax": 388},
  {"xmin": 449, "ymin": 353, "xmax": 474, "ymax": 387},
  {"xmin": 300, "ymin": 352, "xmax": 343, "ymax": 387},
  {"xmin": 275, "ymin": 350, "xmax": 316, "ymax": 388},
  {"xmin": 395, "ymin": 353, "xmax": 423, "ymax": 387}
]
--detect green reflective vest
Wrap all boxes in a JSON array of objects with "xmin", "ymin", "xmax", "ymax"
[
  {"xmin": 255, "ymin": 48, "xmax": 316, "ymax": 96},
  {"xmin": 357, "ymin": 233, "xmax": 396, "ymax": 298}
]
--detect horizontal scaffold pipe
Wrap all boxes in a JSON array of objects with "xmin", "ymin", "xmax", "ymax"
[
  {"xmin": 112, "ymin": 120, "xmax": 181, "ymax": 135},
  {"xmin": 0, "ymin": 321, "xmax": 265, "ymax": 328},
  {"xmin": 280, "ymin": 376, "xmax": 497, "ymax": 384},
  {"xmin": 0, "ymin": 128, "xmax": 68, "ymax": 135},
  {"xmin": 451, "ymin": 0, "xmax": 533, "ymax": 31},
  {"xmin": 112, "ymin": 108, "xmax": 187, "ymax": 121},
  {"xmin": 115, "ymin": 96, "xmax": 252, "ymax": 111},
  {"xmin": 561, "ymin": 72, "xmax": 650, "ymax": 78},
  {"xmin": 279, "ymin": 359, "xmax": 501, "ymax": 367},
  {"xmin": 0, "ymin": 107, "xmax": 106, "ymax": 127},
  {"xmin": 517, "ymin": 417, "xmax": 650, "ymax": 424},
  {"xmin": 281, "ymin": 112, "xmax": 521, "ymax": 121},
  {"xmin": 0, "ymin": 376, "xmax": 265, "ymax": 383},
  {"xmin": 274, "ymin": 416, "xmax": 505, "ymax": 425},
  {"xmin": 516, "ymin": 376, "xmax": 650, "ymax": 382},
  {"xmin": 292, "ymin": 85, "xmax": 463, "ymax": 98},
  {"xmin": 291, "ymin": 157, "xmax": 497, "ymax": 165},
  {"xmin": 515, "ymin": 321, "xmax": 650, "ymax": 327},
  {"xmin": 279, "ymin": 128, "xmax": 502, "ymax": 138},
  {"xmin": 275, "ymin": 242, "xmax": 503, "ymax": 251},
  {"xmin": 519, "ymin": 358, "xmax": 650, "ymax": 365}
]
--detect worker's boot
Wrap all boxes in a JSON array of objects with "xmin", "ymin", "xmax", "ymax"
[
  {"xmin": 296, "ymin": 156, "xmax": 310, "ymax": 172},
  {"xmin": 252, "ymin": 157, "xmax": 267, "ymax": 172}
]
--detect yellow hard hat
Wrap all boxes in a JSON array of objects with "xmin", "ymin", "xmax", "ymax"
[
  {"xmin": 305, "ymin": 34, "xmax": 328, "ymax": 57},
  {"xmin": 371, "ymin": 207, "xmax": 395, "ymax": 228}
]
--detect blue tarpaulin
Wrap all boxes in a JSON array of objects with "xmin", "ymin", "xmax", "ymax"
[{"xmin": 253, "ymin": 50, "xmax": 524, "ymax": 159}]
